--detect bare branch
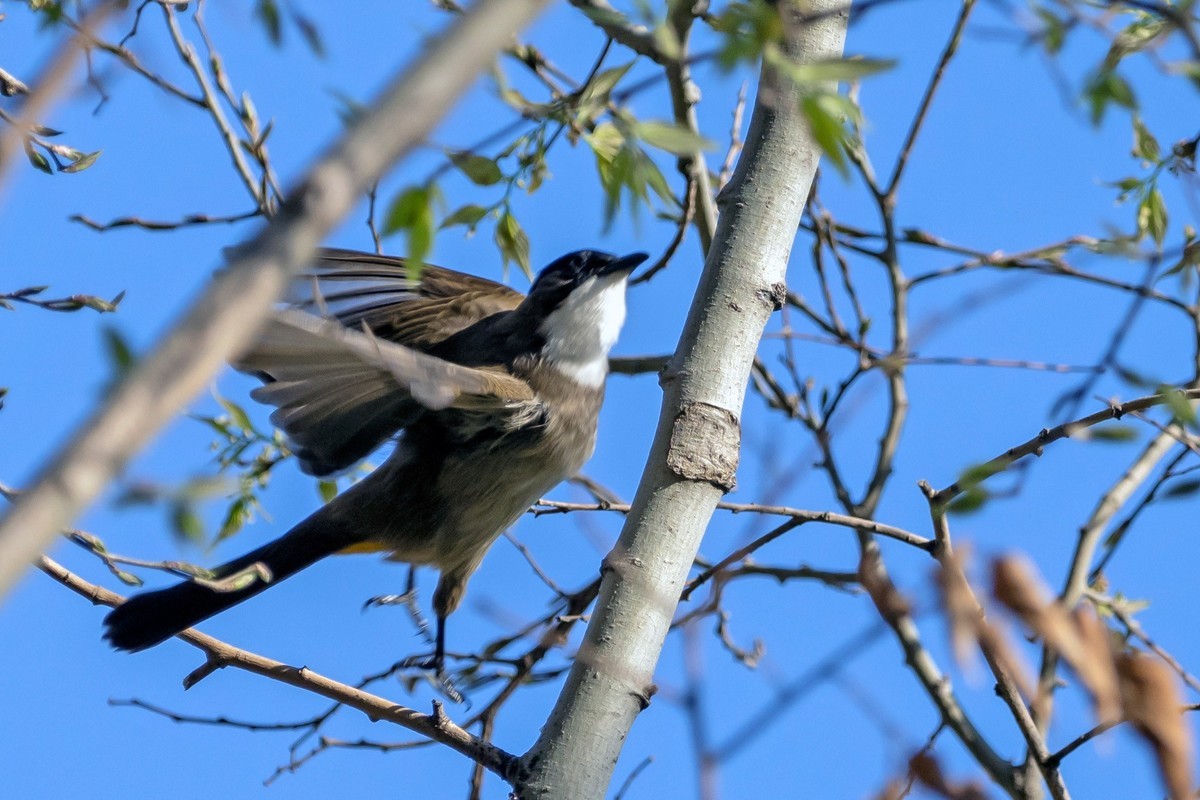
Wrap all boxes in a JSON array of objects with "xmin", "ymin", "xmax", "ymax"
[
  {"xmin": 0, "ymin": 0, "xmax": 554, "ymax": 601},
  {"xmin": 39, "ymin": 556, "xmax": 517, "ymax": 778},
  {"xmin": 929, "ymin": 390, "xmax": 1200, "ymax": 506},
  {"xmin": 0, "ymin": 1, "xmax": 117, "ymax": 190}
]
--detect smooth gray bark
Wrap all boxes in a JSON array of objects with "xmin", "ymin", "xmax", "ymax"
[{"xmin": 516, "ymin": 3, "xmax": 850, "ymax": 797}]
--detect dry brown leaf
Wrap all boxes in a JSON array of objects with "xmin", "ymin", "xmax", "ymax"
[
  {"xmin": 1072, "ymin": 606, "xmax": 1121, "ymax": 725},
  {"xmin": 935, "ymin": 549, "xmax": 1034, "ymax": 696},
  {"xmin": 936, "ymin": 547, "xmax": 983, "ymax": 671},
  {"xmin": 991, "ymin": 556, "xmax": 1078, "ymax": 655},
  {"xmin": 909, "ymin": 752, "xmax": 990, "ymax": 800},
  {"xmin": 871, "ymin": 777, "xmax": 907, "ymax": 800},
  {"xmin": 991, "ymin": 554, "xmax": 1046, "ymax": 621},
  {"xmin": 860, "ymin": 548, "xmax": 910, "ymax": 623},
  {"xmin": 1117, "ymin": 651, "xmax": 1194, "ymax": 800},
  {"xmin": 992, "ymin": 555, "xmax": 1119, "ymax": 720}
]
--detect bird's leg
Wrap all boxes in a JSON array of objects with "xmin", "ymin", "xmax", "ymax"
[
  {"xmin": 434, "ymin": 612, "xmax": 446, "ymax": 673},
  {"xmin": 364, "ymin": 566, "xmax": 435, "ymax": 647}
]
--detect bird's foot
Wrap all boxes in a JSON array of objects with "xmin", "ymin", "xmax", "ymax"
[
  {"xmin": 398, "ymin": 652, "xmax": 465, "ymax": 705},
  {"xmin": 364, "ymin": 583, "xmax": 434, "ymax": 647}
]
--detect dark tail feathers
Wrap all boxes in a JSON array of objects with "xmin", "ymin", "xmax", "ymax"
[{"xmin": 103, "ymin": 515, "xmax": 360, "ymax": 652}]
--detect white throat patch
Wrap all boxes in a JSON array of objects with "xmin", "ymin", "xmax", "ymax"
[{"xmin": 539, "ymin": 274, "xmax": 628, "ymax": 387}]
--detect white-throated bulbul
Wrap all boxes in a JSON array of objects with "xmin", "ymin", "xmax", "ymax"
[{"xmin": 103, "ymin": 247, "xmax": 647, "ymax": 664}]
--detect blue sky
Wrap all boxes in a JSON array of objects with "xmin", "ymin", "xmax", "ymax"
[{"xmin": 2, "ymin": 1, "xmax": 1199, "ymax": 798}]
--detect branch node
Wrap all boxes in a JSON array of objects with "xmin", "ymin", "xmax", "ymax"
[
  {"xmin": 666, "ymin": 402, "xmax": 740, "ymax": 491},
  {"xmin": 759, "ymin": 281, "xmax": 788, "ymax": 311},
  {"xmin": 632, "ymin": 683, "xmax": 657, "ymax": 711},
  {"xmin": 431, "ymin": 699, "xmax": 450, "ymax": 729},
  {"xmin": 183, "ymin": 656, "xmax": 222, "ymax": 689}
]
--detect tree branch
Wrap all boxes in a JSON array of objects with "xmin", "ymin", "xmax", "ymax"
[
  {"xmin": 38, "ymin": 556, "xmax": 517, "ymax": 779},
  {"xmin": 0, "ymin": 0, "xmax": 553, "ymax": 601},
  {"xmin": 516, "ymin": 2, "xmax": 849, "ymax": 795},
  {"xmin": 929, "ymin": 390, "xmax": 1200, "ymax": 506}
]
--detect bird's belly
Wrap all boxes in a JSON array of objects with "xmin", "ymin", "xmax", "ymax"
[
  {"xmin": 428, "ymin": 452, "xmax": 577, "ymax": 570},
  {"xmin": 364, "ymin": 409, "xmax": 597, "ymax": 572}
]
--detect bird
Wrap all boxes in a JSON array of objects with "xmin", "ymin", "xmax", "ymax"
[{"xmin": 103, "ymin": 246, "xmax": 647, "ymax": 668}]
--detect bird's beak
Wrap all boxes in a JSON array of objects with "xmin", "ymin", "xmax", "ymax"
[{"xmin": 601, "ymin": 252, "xmax": 650, "ymax": 277}]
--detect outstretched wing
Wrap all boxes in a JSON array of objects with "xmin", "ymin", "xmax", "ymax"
[
  {"xmin": 290, "ymin": 248, "xmax": 525, "ymax": 350},
  {"xmin": 234, "ymin": 309, "xmax": 540, "ymax": 476}
]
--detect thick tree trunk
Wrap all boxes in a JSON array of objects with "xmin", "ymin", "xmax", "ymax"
[{"xmin": 515, "ymin": 3, "xmax": 850, "ymax": 797}]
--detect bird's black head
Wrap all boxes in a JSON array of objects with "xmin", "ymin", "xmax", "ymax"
[{"xmin": 525, "ymin": 250, "xmax": 648, "ymax": 312}]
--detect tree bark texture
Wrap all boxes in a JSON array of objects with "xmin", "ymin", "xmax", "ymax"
[{"xmin": 516, "ymin": 3, "xmax": 850, "ymax": 797}]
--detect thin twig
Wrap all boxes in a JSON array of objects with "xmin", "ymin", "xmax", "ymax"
[
  {"xmin": 884, "ymin": 0, "xmax": 977, "ymax": 199},
  {"xmin": 531, "ymin": 498, "xmax": 934, "ymax": 551},
  {"xmin": 39, "ymin": 556, "xmax": 518, "ymax": 778},
  {"xmin": 929, "ymin": 390, "xmax": 1200, "ymax": 506},
  {"xmin": 70, "ymin": 210, "xmax": 261, "ymax": 232}
]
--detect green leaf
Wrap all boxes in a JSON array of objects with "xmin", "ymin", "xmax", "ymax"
[
  {"xmin": 1137, "ymin": 186, "xmax": 1167, "ymax": 248},
  {"xmin": 170, "ymin": 501, "xmax": 205, "ymax": 544},
  {"xmin": 1088, "ymin": 424, "xmax": 1139, "ymax": 442},
  {"xmin": 329, "ymin": 90, "xmax": 366, "ymax": 126},
  {"xmin": 713, "ymin": 1, "xmax": 784, "ymax": 70},
  {"xmin": 383, "ymin": 185, "xmax": 427, "ymax": 235},
  {"xmin": 95, "ymin": 290, "xmax": 124, "ymax": 312},
  {"xmin": 318, "ymin": 480, "xmax": 339, "ymax": 503},
  {"xmin": 255, "ymin": 0, "xmax": 282, "ymax": 45},
  {"xmin": 575, "ymin": 62, "xmax": 634, "ymax": 125},
  {"xmin": 25, "ymin": 143, "xmax": 52, "ymax": 174},
  {"xmin": 217, "ymin": 396, "xmax": 255, "ymax": 435},
  {"xmin": 448, "ymin": 151, "xmax": 503, "ymax": 186},
  {"xmin": 958, "ymin": 461, "xmax": 1007, "ymax": 489},
  {"xmin": 383, "ymin": 184, "xmax": 439, "ymax": 273},
  {"xmin": 784, "ymin": 57, "xmax": 896, "ymax": 85},
  {"xmin": 60, "ymin": 149, "xmax": 101, "ymax": 174},
  {"xmin": 1114, "ymin": 365, "xmax": 1155, "ymax": 388},
  {"xmin": 114, "ymin": 570, "xmax": 144, "ymax": 587},
  {"xmin": 494, "ymin": 209, "xmax": 531, "ymax": 277},
  {"xmin": 441, "ymin": 204, "xmax": 490, "ymax": 233},
  {"xmin": 653, "ymin": 23, "xmax": 681, "ymax": 61},
  {"xmin": 1084, "ymin": 69, "xmax": 1136, "ymax": 126},
  {"xmin": 575, "ymin": 3, "xmax": 634, "ymax": 35},
  {"xmin": 1033, "ymin": 7, "xmax": 1066, "ymax": 54},
  {"xmin": 947, "ymin": 486, "xmax": 989, "ymax": 515},
  {"xmin": 586, "ymin": 122, "xmax": 624, "ymax": 161},
  {"xmin": 1132, "ymin": 117, "xmax": 1160, "ymax": 163},
  {"xmin": 632, "ymin": 120, "xmax": 715, "ymax": 155},
  {"xmin": 179, "ymin": 476, "xmax": 230, "ymax": 502},
  {"xmin": 217, "ymin": 497, "xmax": 250, "ymax": 542},
  {"xmin": 1109, "ymin": 176, "xmax": 1144, "ymax": 204},
  {"xmin": 290, "ymin": 9, "xmax": 325, "ymax": 57},
  {"xmin": 1159, "ymin": 385, "xmax": 1197, "ymax": 426},
  {"xmin": 1105, "ymin": 15, "xmax": 1166, "ymax": 69},
  {"xmin": 102, "ymin": 326, "xmax": 136, "ymax": 376},
  {"xmin": 1163, "ymin": 237, "xmax": 1200, "ymax": 279},
  {"xmin": 801, "ymin": 93, "xmax": 849, "ymax": 177},
  {"xmin": 578, "ymin": 62, "xmax": 634, "ymax": 109}
]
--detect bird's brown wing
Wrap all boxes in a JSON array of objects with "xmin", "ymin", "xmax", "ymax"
[
  {"xmin": 234, "ymin": 309, "xmax": 540, "ymax": 476},
  {"xmin": 289, "ymin": 248, "xmax": 525, "ymax": 350}
]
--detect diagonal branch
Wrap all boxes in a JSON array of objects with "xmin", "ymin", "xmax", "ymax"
[
  {"xmin": 0, "ymin": 0, "xmax": 554, "ymax": 601},
  {"xmin": 38, "ymin": 556, "xmax": 517, "ymax": 779},
  {"xmin": 929, "ymin": 389, "xmax": 1200, "ymax": 506},
  {"xmin": 0, "ymin": 1, "xmax": 118, "ymax": 191},
  {"xmin": 516, "ymin": 2, "xmax": 850, "ymax": 795}
]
